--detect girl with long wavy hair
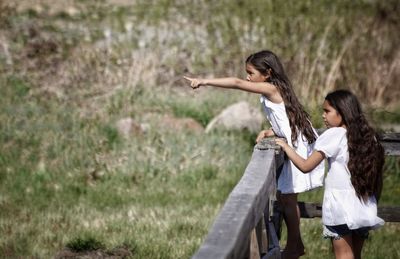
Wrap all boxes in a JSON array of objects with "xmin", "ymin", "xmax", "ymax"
[
  {"xmin": 276, "ymin": 89, "xmax": 385, "ymax": 259},
  {"xmin": 184, "ymin": 50, "xmax": 325, "ymax": 259}
]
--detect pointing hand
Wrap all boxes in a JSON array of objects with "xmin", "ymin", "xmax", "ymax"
[{"xmin": 183, "ymin": 76, "xmax": 202, "ymax": 89}]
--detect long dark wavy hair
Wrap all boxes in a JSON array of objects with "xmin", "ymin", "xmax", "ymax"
[
  {"xmin": 246, "ymin": 50, "xmax": 316, "ymax": 145},
  {"xmin": 325, "ymin": 90, "xmax": 385, "ymax": 201}
]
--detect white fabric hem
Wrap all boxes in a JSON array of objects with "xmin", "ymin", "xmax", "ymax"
[{"xmin": 322, "ymin": 226, "xmax": 341, "ymax": 240}]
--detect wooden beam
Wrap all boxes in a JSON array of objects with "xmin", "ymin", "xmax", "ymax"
[
  {"xmin": 379, "ymin": 132, "xmax": 400, "ymax": 141},
  {"xmin": 192, "ymin": 147, "xmax": 278, "ymax": 259},
  {"xmin": 377, "ymin": 206, "xmax": 400, "ymax": 222},
  {"xmin": 249, "ymin": 228, "xmax": 260, "ymax": 259},
  {"xmin": 298, "ymin": 202, "xmax": 322, "ymax": 218},
  {"xmin": 381, "ymin": 141, "xmax": 400, "ymax": 156}
]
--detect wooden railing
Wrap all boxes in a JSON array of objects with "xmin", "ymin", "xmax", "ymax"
[
  {"xmin": 192, "ymin": 138, "xmax": 283, "ymax": 259},
  {"xmin": 192, "ymin": 133, "xmax": 400, "ymax": 259}
]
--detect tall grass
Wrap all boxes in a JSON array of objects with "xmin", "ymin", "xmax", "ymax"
[{"xmin": 0, "ymin": 0, "xmax": 399, "ymax": 258}]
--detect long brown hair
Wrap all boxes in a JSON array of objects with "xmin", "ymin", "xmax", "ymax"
[
  {"xmin": 325, "ymin": 90, "xmax": 385, "ymax": 200},
  {"xmin": 246, "ymin": 50, "xmax": 316, "ymax": 145}
]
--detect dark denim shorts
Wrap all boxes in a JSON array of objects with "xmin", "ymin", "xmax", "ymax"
[{"xmin": 323, "ymin": 224, "xmax": 370, "ymax": 240}]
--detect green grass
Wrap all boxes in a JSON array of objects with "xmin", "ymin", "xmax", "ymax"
[
  {"xmin": 0, "ymin": 75, "xmax": 253, "ymax": 257},
  {"xmin": 1, "ymin": 77, "xmax": 398, "ymax": 258},
  {"xmin": 0, "ymin": 0, "xmax": 399, "ymax": 258}
]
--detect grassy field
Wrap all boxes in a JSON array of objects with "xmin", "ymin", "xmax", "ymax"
[{"xmin": 0, "ymin": 0, "xmax": 399, "ymax": 258}]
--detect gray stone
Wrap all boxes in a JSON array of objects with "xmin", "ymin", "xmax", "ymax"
[{"xmin": 205, "ymin": 101, "xmax": 264, "ymax": 134}]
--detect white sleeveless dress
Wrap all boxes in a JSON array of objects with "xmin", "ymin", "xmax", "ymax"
[
  {"xmin": 315, "ymin": 127, "xmax": 384, "ymax": 229},
  {"xmin": 260, "ymin": 95, "xmax": 325, "ymax": 193}
]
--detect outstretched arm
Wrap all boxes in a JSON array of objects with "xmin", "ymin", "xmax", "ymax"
[
  {"xmin": 183, "ymin": 76, "xmax": 280, "ymax": 100},
  {"xmin": 275, "ymin": 138, "xmax": 325, "ymax": 173}
]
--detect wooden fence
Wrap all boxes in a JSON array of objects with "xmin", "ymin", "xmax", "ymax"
[{"xmin": 192, "ymin": 133, "xmax": 400, "ymax": 259}]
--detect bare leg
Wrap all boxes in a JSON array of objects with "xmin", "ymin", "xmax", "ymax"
[
  {"xmin": 332, "ymin": 235, "xmax": 354, "ymax": 259},
  {"xmin": 352, "ymin": 235, "xmax": 364, "ymax": 259},
  {"xmin": 279, "ymin": 193, "xmax": 305, "ymax": 259}
]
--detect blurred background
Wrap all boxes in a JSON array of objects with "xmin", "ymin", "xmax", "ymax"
[{"xmin": 0, "ymin": 0, "xmax": 399, "ymax": 258}]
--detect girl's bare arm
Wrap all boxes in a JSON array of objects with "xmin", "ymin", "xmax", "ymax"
[
  {"xmin": 275, "ymin": 138, "xmax": 325, "ymax": 173},
  {"xmin": 183, "ymin": 76, "xmax": 281, "ymax": 101}
]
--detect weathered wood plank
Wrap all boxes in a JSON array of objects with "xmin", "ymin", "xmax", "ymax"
[
  {"xmin": 298, "ymin": 202, "xmax": 322, "ymax": 218},
  {"xmin": 381, "ymin": 141, "xmax": 400, "ymax": 156},
  {"xmin": 379, "ymin": 132, "xmax": 400, "ymax": 141},
  {"xmin": 255, "ymin": 215, "xmax": 268, "ymax": 256},
  {"xmin": 250, "ymin": 228, "xmax": 260, "ymax": 259},
  {"xmin": 255, "ymin": 137, "xmax": 285, "ymax": 167},
  {"xmin": 377, "ymin": 206, "xmax": 400, "ymax": 222},
  {"xmin": 192, "ymin": 147, "xmax": 277, "ymax": 259}
]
